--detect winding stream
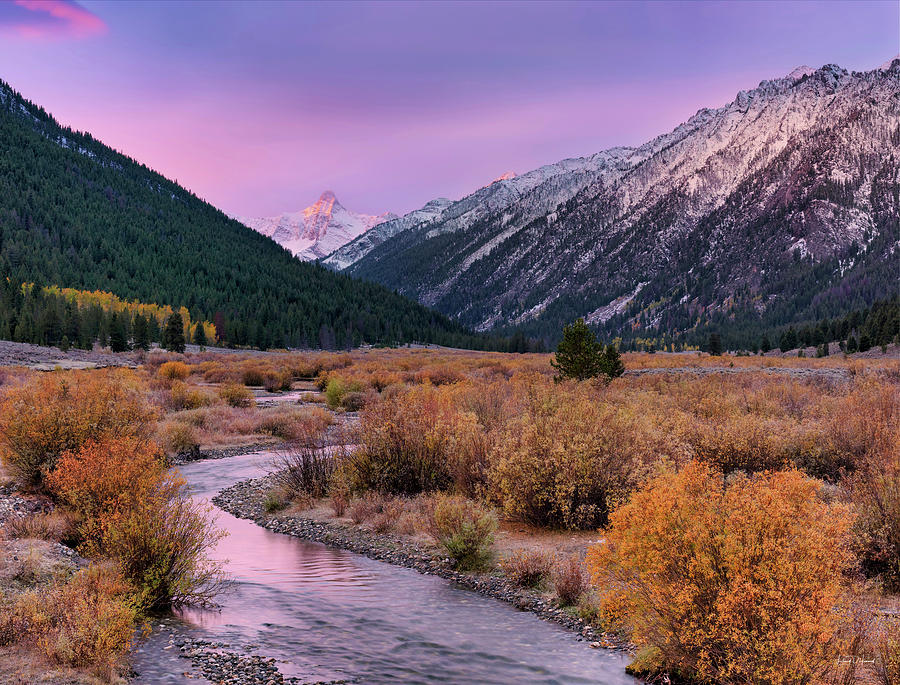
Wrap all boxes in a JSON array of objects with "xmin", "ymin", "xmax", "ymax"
[{"xmin": 132, "ymin": 452, "xmax": 636, "ymax": 684}]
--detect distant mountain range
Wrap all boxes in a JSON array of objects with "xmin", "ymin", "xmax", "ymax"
[
  {"xmin": 0, "ymin": 79, "xmax": 491, "ymax": 350},
  {"xmin": 232, "ymin": 191, "xmax": 396, "ymax": 261},
  {"xmin": 328, "ymin": 59, "xmax": 899, "ymax": 347}
]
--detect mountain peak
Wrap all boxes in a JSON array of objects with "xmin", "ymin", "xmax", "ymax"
[
  {"xmin": 234, "ymin": 191, "xmax": 392, "ymax": 261},
  {"xmin": 493, "ymin": 171, "xmax": 517, "ymax": 183},
  {"xmin": 786, "ymin": 65, "xmax": 815, "ymax": 80}
]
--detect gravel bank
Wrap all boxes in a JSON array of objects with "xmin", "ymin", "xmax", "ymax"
[
  {"xmin": 0, "ymin": 339, "xmax": 140, "ymax": 369},
  {"xmin": 133, "ymin": 626, "xmax": 351, "ymax": 685},
  {"xmin": 170, "ymin": 442, "xmax": 282, "ymax": 466},
  {"xmin": 171, "ymin": 636, "xmax": 345, "ymax": 685},
  {"xmin": 213, "ymin": 475, "xmax": 629, "ymax": 653},
  {"xmin": 624, "ymin": 365, "xmax": 853, "ymax": 381},
  {"xmin": 0, "ymin": 482, "xmax": 52, "ymax": 525}
]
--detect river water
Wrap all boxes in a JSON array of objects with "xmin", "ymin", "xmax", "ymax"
[{"xmin": 131, "ymin": 452, "xmax": 636, "ymax": 684}]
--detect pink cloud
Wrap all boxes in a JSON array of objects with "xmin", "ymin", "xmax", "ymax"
[{"xmin": 2, "ymin": 0, "xmax": 105, "ymax": 39}]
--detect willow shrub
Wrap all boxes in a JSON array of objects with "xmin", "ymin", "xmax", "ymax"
[
  {"xmin": 0, "ymin": 370, "xmax": 156, "ymax": 487},
  {"xmin": 48, "ymin": 437, "xmax": 225, "ymax": 613},
  {"xmin": 489, "ymin": 381, "xmax": 671, "ymax": 529},
  {"xmin": 157, "ymin": 361, "xmax": 190, "ymax": 381},
  {"xmin": 587, "ymin": 461, "xmax": 854, "ymax": 684},
  {"xmin": 848, "ymin": 446, "xmax": 900, "ymax": 591},
  {"xmin": 344, "ymin": 383, "xmax": 490, "ymax": 497},
  {"xmin": 426, "ymin": 494, "xmax": 497, "ymax": 571},
  {"xmin": 1, "ymin": 562, "xmax": 137, "ymax": 681}
]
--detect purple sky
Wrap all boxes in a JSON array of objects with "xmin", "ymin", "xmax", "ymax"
[{"xmin": 0, "ymin": 1, "xmax": 896, "ymax": 217}]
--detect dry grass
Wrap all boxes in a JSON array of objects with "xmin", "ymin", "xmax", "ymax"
[
  {"xmin": 2, "ymin": 512, "xmax": 74, "ymax": 543},
  {"xmin": 3, "ymin": 348, "xmax": 897, "ymax": 683},
  {"xmin": 499, "ymin": 549, "xmax": 554, "ymax": 588}
]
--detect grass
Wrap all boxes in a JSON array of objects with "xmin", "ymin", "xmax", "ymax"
[{"xmin": 1, "ymin": 346, "xmax": 898, "ymax": 683}]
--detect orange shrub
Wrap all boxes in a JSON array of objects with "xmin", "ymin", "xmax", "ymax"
[
  {"xmin": 684, "ymin": 413, "xmax": 792, "ymax": 474},
  {"xmin": 0, "ymin": 370, "xmax": 156, "ymax": 487},
  {"xmin": 155, "ymin": 418, "xmax": 199, "ymax": 455},
  {"xmin": 848, "ymin": 446, "xmax": 900, "ymax": 591},
  {"xmin": 875, "ymin": 615, "xmax": 900, "ymax": 685},
  {"xmin": 552, "ymin": 553, "xmax": 588, "ymax": 606},
  {"xmin": 241, "ymin": 366, "xmax": 267, "ymax": 386},
  {"xmin": 166, "ymin": 380, "xmax": 218, "ymax": 411},
  {"xmin": 47, "ymin": 437, "xmax": 165, "ymax": 547},
  {"xmin": 48, "ymin": 437, "xmax": 225, "ymax": 612},
  {"xmin": 346, "ymin": 383, "xmax": 490, "ymax": 497},
  {"xmin": 489, "ymin": 381, "xmax": 668, "ymax": 528},
  {"xmin": 251, "ymin": 405, "xmax": 332, "ymax": 441},
  {"xmin": 2, "ymin": 562, "xmax": 137, "ymax": 680},
  {"xmin": 264, "ymin": 371, "xmax": 293, "ymax": 393},
  {"xmin": 426, "ymin": 494, "xmax": 497, "ymax": 571},
  {"xmin": 157, "ymin": 360, "xmax": 191, "ymax": 381},
  {"xmin": 586, "ymin": 461, "xmax": 854, "ymax": 683},
  {"xmin": 2, "ymin": 511, "xmax": 74, "ymax": 543},
  {"xmin": 348, "ymin": 491, "xmax": 388, "ymax": 524}
]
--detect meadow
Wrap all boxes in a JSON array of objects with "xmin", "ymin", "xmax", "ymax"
[{"xmin": 0, "ymin": 345, "xmax": 897, "ymax": 683}]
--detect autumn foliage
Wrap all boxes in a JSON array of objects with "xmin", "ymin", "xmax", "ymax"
[
  {"xmin": 48, "ymin": 437, "xmax": 225, "ymax": 612},
  {"xmin": 0, "ymin": 370, "xmax": 156, "ymax": 486},
  {"xmin": 586, "ymin": 461, "xmax": 854, "ymax": 683},
  {"xmin": 1, "ymin": 562, "xmax": 138, "ymax": 680}
]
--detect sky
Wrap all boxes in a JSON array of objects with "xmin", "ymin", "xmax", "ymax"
[{"xmin": 0, "ymin": 1, "xmax": 896, "ymax": 217}]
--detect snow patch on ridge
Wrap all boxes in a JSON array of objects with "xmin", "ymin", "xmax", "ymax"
[{"xmin": 586, "ymin": 282, "xmax": 649, "ymax": 324}]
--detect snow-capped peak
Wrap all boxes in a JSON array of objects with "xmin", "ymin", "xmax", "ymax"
[
  {"xmin": 492, "ymin": 171, "xmax": 517, "ymax": 183},
  {"xmin": 232, "ymin": 192, "xmax": 395, "ymax": 261},
  {"xmin": 785, "ymin": 65, "xmax": 815, "ymax": 80}
]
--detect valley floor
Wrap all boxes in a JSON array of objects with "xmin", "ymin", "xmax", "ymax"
[{"xmin": 1, "ymin": 346, "xmax": 898, "ymax": 683}]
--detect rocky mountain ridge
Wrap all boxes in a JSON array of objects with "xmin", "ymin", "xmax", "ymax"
[{"xmin": 338, "ymin": 60, "xmax": 900, "ymax": 346}]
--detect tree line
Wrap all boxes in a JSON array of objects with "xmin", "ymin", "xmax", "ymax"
[
  {"xmin": 0, "ymin": 279, "xmax": 196, "ymax": 352},
  {"xmin": 0, "ymin": 78, "xmax": 518, "ymax": 352}
]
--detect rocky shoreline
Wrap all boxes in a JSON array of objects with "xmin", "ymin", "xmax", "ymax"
[
  {"xmin": 170, "ymin": 441, "xmax": 282, "ymax": 466},
  {"xmin": 213, "ymin": 475, "xmax": 630, "ymax": 654}
]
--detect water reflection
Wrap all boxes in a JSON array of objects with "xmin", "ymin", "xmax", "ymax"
[{"xmin": 133, "ymin": 452, "xmax": 636, "ymax": 684}]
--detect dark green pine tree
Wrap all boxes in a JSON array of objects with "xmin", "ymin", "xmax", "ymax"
[
  {"xmin": 109, "ymin": 312, "xmax": 129, "ymax": 353},
  {"xmin": 41, "ymin": 303, "xmax": 62, "ymax": 347},
  {"xmin": 601, "ymin": 344, "xmax": 625, "ymax": 378},
  {"xmin": 858, "ymin": 333, "xmax": 871, "ymax": 353},
  {"xmin": 163, "ymin": 311, "xmax": 186, "ymax": 353},
  {"xmin": 760, "ymin": 334, "xmax": 771, "ymax": 354},
  {"xmin": 63, "ymin": 302, "xmax": 81, "ymax": 345},
  {"xmin": 551, "ymin": 318, "xmax": 608, "ymax": 381},
  {"xmin": 132, "ymin": 312, "xmax": 150, "ymax": 351},
  {"xmin": 98, "ymin": 312, "xmax": 109, "ymax": 348},
  {"xmin": 14, "ymin": 309, "xmax": 33, "ymax": 343},
  {"xmin": 708, "ymin": 333, "xmax": 722, "ymax": 356},
  {"xmin": 193, "ymin": 321, "xmax": 207, "ymax": 349},
  {"xmin": 779, "ymin": 326, "xmax": 798, "ymax": 353}
]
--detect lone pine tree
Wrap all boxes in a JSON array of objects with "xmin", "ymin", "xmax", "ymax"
[
  {"xmin": 551, "ymin": 318, "xmax": 624, "ymax": 381},
  {"xmin": 163, "ymin": 312, "xmax": 186, "ymax": 353}
]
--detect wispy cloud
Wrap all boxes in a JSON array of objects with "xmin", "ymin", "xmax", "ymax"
[{"xmin": 0, "ymin": 0, "xmax": 106, "ymax": 39}]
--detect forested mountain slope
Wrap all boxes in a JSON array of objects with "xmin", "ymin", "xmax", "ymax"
[
  {"xmin": 0, "ymin": 79, "xmax": 483, "ymax": 350},
  {"xmin": 345, "ymin": 61, "xmax": 900, "ymax": 349}
]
